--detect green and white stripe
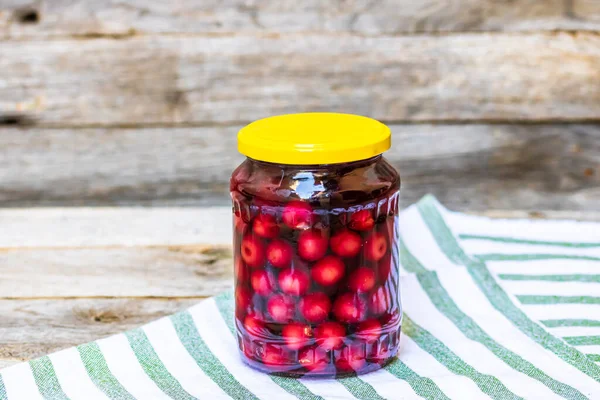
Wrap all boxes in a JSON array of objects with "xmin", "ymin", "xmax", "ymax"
[
  {"xmin": 402, "ymin": 315, "xmax": 522, "ymax": 400},
  {"xmin": 95, "ymin": 333, "xmax": 172, "ymax": 398},
  {"xmin": 77, "ymin": 342, "xmax": 135, "ymax": 399},
  {"xmin": 0, "ymin": 377, "xmax": 5, "ymax": 400},
  {"xmin": 444, "ymin": 199, "xmax": 600, "ymax": 372},
  {"xmin": 142, "ymin": 316, "xmax": 228, "ymax": 398},
  {"xmin": 1, "ymin": 362, "xmax": 43, "ymax": 399},
  {"xmin": 384, "ymin": 359, "xmax": 450, "ymax": 400},
  {"xmin": 124, "ymin": 329, "xmax": 196, "ymax": 399},
  {"xmin": 50, "ymin": 347, "xmax": 113, "ymax": 399},
  {"xmin": 1, "ymin": 195, "xmax": 600, "ymax": 399},
  {"xmin": 170, "ymin": 310, "xmax": 262, "ymax": 399},
  {"xmin": 417, "ymin": 197, "xmax": 600, "ymax": 384},
  {"xmin": 400, "ymin": 237, "xmax": 587, "ymax": 399},
  {"xmin": 29, "ymin": 356, "xmax": 69, "ymax": 400}
]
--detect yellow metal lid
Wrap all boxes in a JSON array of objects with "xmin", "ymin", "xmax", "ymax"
[{"xmin": 237, "ymin": 113, "xmax": 391, "ymax": 165}]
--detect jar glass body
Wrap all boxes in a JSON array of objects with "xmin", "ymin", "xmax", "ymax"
[{"xmin": 230, "ymin": 155, "xmax": 401, "ymax": 377}]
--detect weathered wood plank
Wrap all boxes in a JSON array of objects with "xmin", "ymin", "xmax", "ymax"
[
  {"xmin": 0, "ymin": 0, "xmax": 597, "ymax": 39},
  {"xmin": 0, "ymin": 127, "xmax": 239, "ymax": 207},
  {"xmin": 2, "ymin": 33, "xmax": 600, "ymax": 125},
  {"xmin": 0, "ymin": 298, "xmax": 199, "ymax": 365},
  {"xmin": 575, "ymin": 0, "xmax": 600, "ymax": 22},
  {"xmin": 0, "ymin": 207, "xmax": 232, "ymax": 247},
  {"xmin": 0, "ymin": 246, "xmax": 232, "ymax": 297},
  {"xmin": 1, "ymin": 124, "xmax": 599, "ymax": 210}
]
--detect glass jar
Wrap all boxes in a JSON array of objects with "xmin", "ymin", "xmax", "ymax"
[{"xmin": 230, "ymin": 113, "xmax": 401, "ymax": 377}]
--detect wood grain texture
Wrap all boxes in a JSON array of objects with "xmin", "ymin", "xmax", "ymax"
[
  {"xmin": 0, "ymin": 0, "xmax": 598, "ymax": 39},
  {"xmin": 2, "ymin": 124, "xmax": 599, "ymax": 210},
  {"xmin": 0, "ymin": 245, "xmax": 232, "ymax": 297},
  {"xmin": 0, "ymin": 298, "xmax": 198, "ymax": 365},
  {"xmin": 2, "ymin": 33, "xmax": 600, "ymax": 125},
  {"xmin": 575, "ymin": 0, "xmax": 600, "ymax": 22},
  {"xmin": 0, "ymin": 207, "xmax": 232, "ymax": 247}
]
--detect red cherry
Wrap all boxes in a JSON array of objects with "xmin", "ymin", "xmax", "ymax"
[
  {"xmin": 333, "ymin": 293, "xmax": 367, "ymax": 323},
  {"xmin": 356, "ymin": 319, "xmax": 382, "ymax": 341},
  {"xmin": 278, "ymin": 267, "xmax": 310, "ymax": 296},
  {"xmin": 266, "ymin": 240, "xmax": 293, "ymax": 268},
  {"xmin": 235, "ymin": 285, "xmax": 252, "ymax": 313},
  {"xmin": 378, "ymin": 253, "xmax": 393, "ymax": 282},
  {"xmin": 267, "ymin": 294, "xmax": 295, "ymax": 322},
  {"xmin": 282, "ymin": 201, "xmax": 313, "ymax": 229},
  {"xmin": 348, "ymin": 267, "xmax": 376, "ymax": 293},
  {"xmin": 282, "ymin": 323, "xmax": 312, "ymax": 350},
  {"xmin": 364, "ymin": 232, "xmax": 388, "ymax": 261},
  {"xmin": 298, "ymin": 345, "xmax": 330, "ymax": 373},
  {"xmin": 348, "ymin": 209, "xmax": 375, "ymax": 231},
  {"xmin": 311, "ymin": 256, "xmax": 345, "ymax": 286},
  {"xmin": 298, "ymin": 229, "xmax": 328, "ymax": 261},
  {"xmin": 241, "ymin": 236, "xmax": 265, "ymax": 268},
  {"xmin": 330, "ymin": 229, "xmax": 362, "ymax": 258},
  {"xmin": 253, "ymin": 214, "xmax": 279, "ymax": 239},
  {"xmin": 370, "ymin": 286, "xmax": 392, "ymax": 317},
  {"xmin": 335, "ymin": 343, "xmax": 367, "ymax": 372},
  {"xmin": 315, "ymin": 321, "xmax": 346, "ymax": 350},
  {"xmin": 299, "ymin": 292, "xmax": 332, "ymax": 323},
  {"xmin": 262, "ymin": 344, "xmax": 291, "ymax": 369},
  {"xmin": 244, "ymin": 315, "xmax": 265, "ymax": 336},
  {"xmin": 250, "ymin": 270, "xmax": 274, "ymax": 296}
]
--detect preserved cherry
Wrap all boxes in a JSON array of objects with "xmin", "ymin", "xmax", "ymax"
[{"xmin": 231, "ymin": 113, "xmax": 401, "ymax": 377}]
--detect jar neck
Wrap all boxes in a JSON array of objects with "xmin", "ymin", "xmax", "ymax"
[{"xmin": 247, "ymin": 155, "xmax": 382, "ymax": 171}]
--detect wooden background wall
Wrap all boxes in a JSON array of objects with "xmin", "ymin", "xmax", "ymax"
[{"xmin": 2, "ymin": 0, "xmax": 600, "ymax": 210}]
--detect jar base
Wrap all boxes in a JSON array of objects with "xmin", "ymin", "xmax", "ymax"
[
  {"xmin": 240, "ymin": 349, "xmax": 399, "ymax": 378},
  {"xmin": 238, "ymin": 330, "xmax": 401, "ymax": 378}
]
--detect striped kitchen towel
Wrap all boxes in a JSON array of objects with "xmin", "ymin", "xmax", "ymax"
[{"xmin": 1, "ymin": 195, "xmax": 600, "ymax": 399}]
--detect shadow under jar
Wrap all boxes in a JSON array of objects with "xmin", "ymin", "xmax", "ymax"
[{"xmin": 230, "ymin": 113, "xmax": 401, "ymax": 378}]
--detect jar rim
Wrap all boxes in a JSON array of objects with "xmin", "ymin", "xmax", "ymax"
[{"xmin": 237, "ymin": 113, "xmax": 391, "ymax": 165}]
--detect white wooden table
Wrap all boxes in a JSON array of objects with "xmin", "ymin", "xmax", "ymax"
[{"xmin": 1, "ymin": 207, "xmax": 598, "ymax": 369}]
